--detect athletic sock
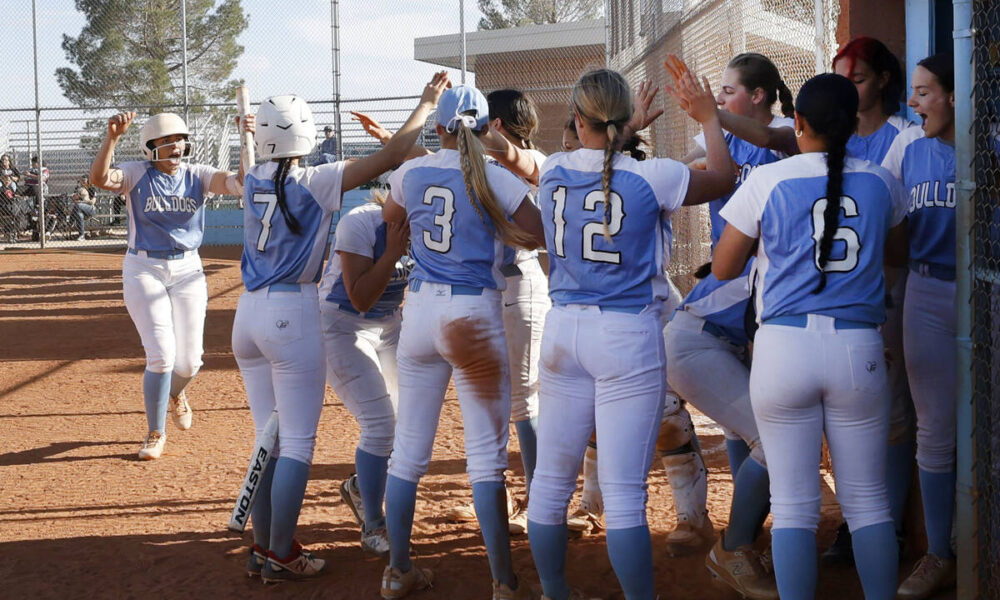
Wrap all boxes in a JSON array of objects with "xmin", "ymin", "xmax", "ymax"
[
  {"xmin": 725, "ymin": 438, "xmax": 751, "ymax": 477},
  {"xmin": 169, "ymin": 372, "xmax": 194, "ymax": 398},
  {"xmin": 580, "ymin": 442, "xmax": 603, "ymax": 513},
  {"xmin": 886, "ymin": 439, "xmax": 914, "ymax": 533},
  {"xmin": 356, "ymin": 448, "xmax": 389, "ymax": 530},
  {"xmin": 385, "ymin": 475, "xmax": 418, "ymax": 572},
  {"xmin": 918, "ymin": 468, "xmax": 957, "ymax": 558},
  {"xmin": 771, "ymin": 528, "xmax": 817, "ymax": 599},
  {"xmin": 724, "ymin": 457, "xmax": 770, "ymax": 549},
  {"xmin": 513, "ymin": 420, "xmax": 538, "ymax": 494},
  {"xmin": 473, "ymin": 481, "xmax": 515, "ymax": 587},
  {"xmin": 851, "ymin": 522, "xmax": 899, "ymax": 600},
  {"xmin": 142, "ymin": 370, "xmax": 171, "ymax": 433},
  {"xmin": 528, "ymin": 520, "xmax": 570, "ymax": 600},
  {"xmin": 606, "ymin": 526, "xmax": 656, "ymax": 600},
  {"xmin": 251, "ymin": 457, "xmax": 277, "ymax": 550},
  {"xmin": 268, "ymin": 457, "xmax": 311, "ymax": 559}
]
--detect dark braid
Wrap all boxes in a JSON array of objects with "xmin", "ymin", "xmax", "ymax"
[
  {"xmin": 776, "ymin": 81, "xmax": 795, "ymax": 118},
  {"xmin": 272, "ymin": 157, "xmax": 301, "ymax": 236},
  {"xmin": 794, "ymin": 73, "xmax": 859, "ymax": 293}
]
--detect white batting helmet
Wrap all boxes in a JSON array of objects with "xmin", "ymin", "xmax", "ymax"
[
  {"xmin": 139, "ymin": 113, "xmax": 192, "ymax": 161},
  {"xmin": 255, "ymin": 95, "xmax": 316, "ymax": 160}
]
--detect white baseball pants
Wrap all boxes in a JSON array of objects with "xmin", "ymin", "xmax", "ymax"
[
  {"xmin": 387, "ymin": 282, "xmax": 511, "ymax": 485},
  {"xmin": 122, "ymin": 250, "xmax": 206, "ymax": 376},
  {"xmin": 884, "ymin": 268, "xmax": 915, "ymax": 444},
  {"xmin": 232, "ymin": 285, "xmax": 325, "ymax": 465},
  {"xmin": 321, "ymin": 305, "xmax": 400, "ymax": 458},
  {"xmin": 529, "ymin": 304, "xmax": 666, "ymax": 530},
  {"xmin": 750, "ymin": 316, "xmax": 893, "ymax": 532},
  {"xmin": 501, "ymin": 258, "xmax": 550, "ymax": 423}
]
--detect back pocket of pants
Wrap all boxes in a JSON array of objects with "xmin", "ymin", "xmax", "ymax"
[
  {"xmin": 265, "ymin": 306, "xmax": 303, "ymax": 347},
  {"xmin": 847, "ymin": 341, "xmax": 889, "ymax": 394}
]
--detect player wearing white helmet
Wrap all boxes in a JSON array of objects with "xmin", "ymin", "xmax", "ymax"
[
  {"xmin": 527, "ymin": 66, "xmax": 734, "ymax": 600},
  {"xmin": 713, "ymin": 73, "xmax": 907, "ymax": 600},
  {"xmin": 379, "ymin": 84, "xmax": 545, "ymax": 600},
  {"xmin": 90, "ymin": 111, "xmax": 247, "ymax": 460},
  {"xmin": 233, "ymin": 73, "xmax": 449, "ymax": 583}
]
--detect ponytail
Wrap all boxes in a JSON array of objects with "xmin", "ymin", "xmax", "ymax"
[
  {"xmin": 454, "ymin": 119, "xmax": 534, "ymax": 248},
  {"xmin": 600, "ymin": 121, "xmax": 621, "ymax": 242},
  {"xmin": 272, "ymin": 158, "xmax": 301, "ymax": 236},
  {"xmin": 815, "ymin": 141, "xmax": 846, "ymax": 292},
  {"xmin": 728, "ymin": 53, "xmax": 791, "ymax": 117},
  {"xmin": 777, "ymin": 80, "xmax": 795, "ymax": 118}
]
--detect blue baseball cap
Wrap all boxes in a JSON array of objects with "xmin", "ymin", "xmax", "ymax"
[{"xmin": 436, "ymin": 85, "xmax": 490, "ymax": 133}]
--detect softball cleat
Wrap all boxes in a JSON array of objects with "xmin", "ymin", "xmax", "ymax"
[
  {"xmin": 381, "ymin": 564, "xmax": 434, "ymax": 599},
  {"xmin": 137, "ymin": 430, "xmax": 166, "ymax": 460},
  {"xmin": 566, "ymin": 507, "xmax": 605, "ymax": 536},
  {"xmin": 665, "ymin": 513, "xmax": 715, "ymax": 556},
  {"xmin": 169, "ymin": 391, "xmax": 192, "ymax": 430},
  {"xmin": 261, "ymin": 542, "xmax": 326, "ymax": 583},
  {"xmin": 896, "ymin": 553, "xmax": 956, "ymax": 599},
  {"xmin": 705, "ymin": 535, "xmax": 778, "ymax": 600},
  {"xmin": 340, "ymin": 474, "xmax": 367, "ymax": 528},
  {"xmin": 362, "ymin": 525, "xmax": 391, "ymax": 557},
  {"xmin": 246, "ymin": 544, "xmax": 267, "ymax": 577}
]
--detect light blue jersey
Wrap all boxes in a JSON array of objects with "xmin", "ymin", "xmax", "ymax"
[
  {"xmin": 388, "ymin": 149, "xmax": 530, "ymax": 290},
  {"xmin": 676, "ymin": 261, "xmax": 754, "ymax": 346},
  {"xmin": 241, "ymin": 161, "xmax": 345, "ymax": 291},
  {"xmin": 882, "ymin": 125, "xmax": 956, "ymax": 271},
  {"xmin": 696, "ymin": 116, "xmax": 793, "ymax": 246},
  {"xmin": 498, "ymin": 148, "xmax": 547, "ymax": 267},
  {"xmin": 320, "ymin": 203, "xmax": 411, "ymax": 318},
  {"xmin": 846, "ymin": 115, "xmax": 914, "ymax": 164},
  {"xmin": 720, "ymin": 153, "xmax": 908, "ymax": 324},
  {"xmin": 119, "ymin": 161, "xmax": 219, "ymax": 251},
  {"xmin": 538, "ymin": 149, "xmax": 689, "ymax": 308}
]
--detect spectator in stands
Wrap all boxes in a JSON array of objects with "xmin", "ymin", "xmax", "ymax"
[
  {"xmin": 0, "ymin": 154, "xmax": 20, "ymax": 186},
  {"xmin": 78, "ymin": 175, "xmax": 98, "ymax": 201},
  {"xmin": 22, "ymin": 156, "xmax": 49, "ymax": 198},
  {"xmin": 71, "ymin": 186, "xmax": 96, "ymax": 241},
  {"xmin": 315, "ymin": 124, "xmax": 337, "ymax": 164}
]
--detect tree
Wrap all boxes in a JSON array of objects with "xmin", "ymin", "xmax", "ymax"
[
  {"xmin": 57, "ymin": 0, "xmax": 248, "ymax": 111},
  {"xmin": 477, "ymin": 0, "xmax": 603, "ymax": 30}
]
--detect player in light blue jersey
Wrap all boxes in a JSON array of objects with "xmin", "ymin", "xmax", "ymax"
[
  {"xmin": 90, "ymin": 111, "xmax": 247, "ymax": 460},
  {"xmin": 527, "ymin": 66, "xmax": 735, "ymax": 600},
  {"xmin": 824, "ymin": 34, "xmax": 918, "ymax": 568},
  {"xmin": 231, "ymin": 74, "xmax": 449, "ymax": 584},
  {"xmin": 318, "ymin": 199, "xmax": 412, "ymax": 557},
  {"xmin": 379, "ymin": 84, "xmax": 545, "ymax": 600},
  {"xmin": 881, "ymin": 53, "xmax": 959, "ymax": 600},
  {"xmin": 714, "ymin": 73, "xmax": 909, "ymax": 600}
]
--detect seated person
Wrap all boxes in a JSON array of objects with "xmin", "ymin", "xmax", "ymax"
[{"xmin": 71, "ymin": 186, "xmax": 96, "ymax": 241}]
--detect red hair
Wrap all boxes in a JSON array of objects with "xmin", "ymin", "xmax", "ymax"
[{"xmin": 832, "ymin": 37, "xmax": 905, "ymax": 116}]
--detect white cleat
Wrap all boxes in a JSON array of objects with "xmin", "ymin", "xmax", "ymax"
[
  {"xmin": 138, "ymin": 430, "xmax": 166, "ymax": 460},
  {"xmin": 169, "ymin": 391, "xmax": 192, "ymax": 430}
]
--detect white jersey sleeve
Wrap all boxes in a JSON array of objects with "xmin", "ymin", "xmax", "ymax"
[
  {"xmin": 718, "ymin": 165, "xmax": 769, "ymax": 238},
  {"xmin": 635, "ymin": 157, "xmax": 690, "ymax": 214},
  {"xmin": 334, "ymin": 206, "xmax": 377, "ymax": 258},
  {"xmin": 881, "ymin": 125, "xmax": 924, "ymax": 181},
  {"xmin": 118, "ymin": 161, "xmax": 151, "ymax": 192},
  {"xmin": 388, "ymin": 158, "xmax": 421, "ymax": 208},
  {"xmin": 186, "ymin": 163, "xmax": 222, "ymax": 192},
  {"xmin": 299, "ymin": 161, "xmax": 346, "ymax": 212}
]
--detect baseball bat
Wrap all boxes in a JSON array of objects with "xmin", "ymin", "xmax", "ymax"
[
  {"xmin": 235, "ymin": 85, "xmax": 254, "ymax": 209},
  {"xmin": 228, "ymin": 410, "xmax": 279, "ymax": 533}
]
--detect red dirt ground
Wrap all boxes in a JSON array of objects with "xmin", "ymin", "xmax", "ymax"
[{"xmin": 0, "ymin": 248, "xmax": 953, "ymax": 600}]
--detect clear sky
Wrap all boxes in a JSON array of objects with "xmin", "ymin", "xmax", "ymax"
[{"xmin": 3, "ymin": 0, "xmax": 483, "ymax": 110}]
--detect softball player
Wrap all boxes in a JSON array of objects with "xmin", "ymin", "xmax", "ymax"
[
  {"xmin": 527, "ymin": 66, "xmax": 735, "ymax": 600},
  {"xmin": 380, "ymin": 84, "xmax": 545, "ymax": 600},
  {"xmin": 881, "ymin": 53, "xmax": 958, "ymax": 600},
  {"xmin": 319, "ymin": 198, "xmax": 411, "ymax": 556},
  {"xmin": 713, "ymin": 73, "xmax": 908, "ymax": 600},
  {"xmin": 824, "ymin": 35, "xmax": 917, "ymax": 565},
  {"xmin": 234, "ymin": 75, "xmax": 448, "ymax": 583},
  {"xmin": 89, "ymin": 111, "xmax": 245, "ymax": 460}
]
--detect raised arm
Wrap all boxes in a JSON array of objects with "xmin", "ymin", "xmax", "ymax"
[
  {"xmin": 480, "ymin": 127, "xmax": 540, "ymax": 185},
  {"xmin": 340, "ymin": 219, "xmax": 410, "ymax": 313},
  {"xmin": 90, "ymin": 111, "xmax": 136, "ymax": 192},
  {"xmin": 341, "ymin": 72, "xmax": 451, "ymax": 192},
  {"xmin": 717, "ymin": 110, "xmax": 799, "ymax": 156},
  {"xmin": 351, "ymin": 110, "xmax": 432, "ymax": 162}
]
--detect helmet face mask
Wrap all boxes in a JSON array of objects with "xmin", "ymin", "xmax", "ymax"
[
  {"xmin": 147, "ymin": 134, "xmax": 193, "ymax": 164},
  {"xmin": 255, "ymin": 95, "xmax": 316, "ymax": 160},
  {"xmin": 140, "ymin": 113, "xmax": 192, "ymax": 164}
]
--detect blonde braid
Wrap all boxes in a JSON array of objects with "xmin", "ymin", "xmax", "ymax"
[
  {"xmin": 456, "ymin": 126, "xmax": 490, "ymax": 229},
  {"xmin": 600, "ymin": 122, "xmax": 618, "ymax": 242}
]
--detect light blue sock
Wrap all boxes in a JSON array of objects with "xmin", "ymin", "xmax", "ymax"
[
  {"xmin": 513, "ymin": 420, "xmax": 538, "ymax": 493},
  {"xmin": 528, "ymin": 520, "xmax": 570, "ymax": 600},
  {"xmin": 251, "ymin": 458, "xmax": 277, "ymax": 549},
  {"xmin": 886, "ymin": 440, "xmax": 914, "ymax": 533},
  {"xmin": 724, "ymin": 457, "xmax": 770, "ymax": 549},
  {"xmin": 386, "ymin": 475, "xmax": 418, "ymax": 572},
  {"xmin": 851, "ymin": 522, "xmax": 899, "ymax": 600},
  {"xmin": 725, "ymin": 438, "xmax": 751, "ymax": 476},
  {"xmin": 918, "ymin": 468, "xmax": 956, "ymax": 558},
  {"xmin": 268, "ymin": 457, "xmax": 311, "ymax": 558},
  {"xmin": 473, "ymin": 481, "xmax": 515, "ymax": 587},
  {"xmin": 606, "ymin": 526, "xmax": 655, "ymax": 600},
  {"xmin": 169, "ymin": 372, "xmax": 194, "ymax": 398},
  {"xmin": 356, "ymin": 448, "xmax": 389, "ymax": 530},
  {"xmin": 142, "ymin": 370, "xmax": 171, "ymax": 433},
  {"xmin": 771, "ymin": 528, "xmax": 817, "ymax": 600}
]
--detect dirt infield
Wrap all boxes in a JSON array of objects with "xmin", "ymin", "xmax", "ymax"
[{"xmin": 0, "ymin": 248, "xmax": 944, "ymax": 600}]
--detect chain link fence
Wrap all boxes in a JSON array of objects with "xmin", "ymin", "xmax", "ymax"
[
  {"xmin": 607, "ymin": 0, "xmax": 840, "ymax": 290},
  {"xmin": 972, "ymin": 1, "xmax": 1000, "ymax": 596}
]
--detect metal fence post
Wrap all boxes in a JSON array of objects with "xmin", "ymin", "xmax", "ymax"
[
  {"xmin": 181, "ymin": 0, "xmax": 190, "ymax": 124},
  {"xmin": 460, "ymin": 0, "xmax": 467, "ymax": 84},
  {"xmin": 331, "ymin": 0, "xmax": 342, "ymax": 160},
  {"xmin": 31, "ymin": 0, "xmax": 44, "ymax": 249},
  {"xmin": 952, "ymin": 0, "xmax": 976, "ymax": 597}
]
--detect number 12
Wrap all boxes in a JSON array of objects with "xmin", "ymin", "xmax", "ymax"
[{"xmin": 551, "ymin": 186, "xmax": 624, "ymax": 264}]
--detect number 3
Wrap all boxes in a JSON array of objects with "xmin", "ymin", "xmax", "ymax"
[
  {"xmin": 422, "ymin": 186, "xmax": 455, "ymax": 253},
  {"xmin": 811, "ymin": 195, "xmax": 860, "ymax": 272}
]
